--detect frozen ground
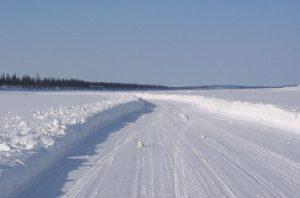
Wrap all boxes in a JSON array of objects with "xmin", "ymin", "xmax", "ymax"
[{"xmin": 0, "ymin": 88, "xmax": 299, "ymax": 197}]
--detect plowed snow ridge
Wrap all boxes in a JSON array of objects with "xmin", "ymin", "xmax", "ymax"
[
  {"xmin": 0, "ymin": 97, "xmax": 146, "ymax": 197},
  {"xmin": 139, "ymin": 93, "xmax": 300, "ymax": 133}
]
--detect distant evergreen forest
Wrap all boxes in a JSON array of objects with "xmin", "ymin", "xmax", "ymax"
[{"xmin": 0, "ymin": 73, "xmax": 167, "ymax": 90}]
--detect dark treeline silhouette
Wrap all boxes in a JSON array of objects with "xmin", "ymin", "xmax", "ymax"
[{"xmin": 0, "ymin": 73, "xmax": 167, "ymax": 90}]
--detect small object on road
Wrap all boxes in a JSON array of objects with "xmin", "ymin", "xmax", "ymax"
[{"xmin": 137, "ymin": 140, "xmax": 145, "ymax": 148}]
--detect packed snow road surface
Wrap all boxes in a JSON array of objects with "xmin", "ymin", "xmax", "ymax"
[{"xmin": 20, "ymin": 98, "xmax": 300, "ymax": 198}]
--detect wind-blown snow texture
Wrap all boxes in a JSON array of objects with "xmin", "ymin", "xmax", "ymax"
[{"xmin": 1, "ymin": 88, "xmax": 300, "ymax": 197}]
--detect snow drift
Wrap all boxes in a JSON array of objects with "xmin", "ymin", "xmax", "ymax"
[
  {"xmin": 139, "ymin": 93, "xmax": 300, "ymax": 133},
  {"xmin": 0, "ymin": 96, "xmax": 146, "ymax": 197}
]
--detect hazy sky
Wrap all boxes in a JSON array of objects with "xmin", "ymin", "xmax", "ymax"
[{"xmin": 0, "ymin": 1, "xmax": 299, "ymax": 86}]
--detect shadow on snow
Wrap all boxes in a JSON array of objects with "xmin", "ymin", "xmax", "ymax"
[{"xmin": 16, "ymin": 101, "xmax": 155, "ymax": 198}]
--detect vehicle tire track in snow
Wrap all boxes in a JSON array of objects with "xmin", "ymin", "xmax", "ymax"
[
  {"xmin": 168, "ymin": 111, "xmax": 238, "ymax": 197},
  {"xmin": 65, "ymin": 132, "xmax": 137, "ymax": 198},
  {"xmin": 172, "ymin": 118, "xmax": 191, "ymax": 198},
  {"xmin": 66, "ymin": 115, "xmax": 163, "ymax": 198},
  {"xmin": 189, "ymin": 122, "xmax": 300, "ymax": 184},
  {"xmin": 181, "ymin": 119, "xmax": 299, "ymax": 197}
]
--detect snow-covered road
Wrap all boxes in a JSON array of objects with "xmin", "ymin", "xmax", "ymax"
[{"xmin": 19, "ymin": 98, "xmax": 300, "ymax": 198}]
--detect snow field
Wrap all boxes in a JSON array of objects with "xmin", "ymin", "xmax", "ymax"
[
  {"xmin": 1, "ymin": 89, "xmax": 299, "ymax": 197},
  {"xmin": 0, "ymin": 94, "xmax": 146, "ymax": 196}
]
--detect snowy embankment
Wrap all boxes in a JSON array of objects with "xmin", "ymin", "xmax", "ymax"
[
  {"xmin": 139, "ymin": 93, "xmax": 300, "ymax": 133},
  {"xmin": 0, "ymin": 93, "xmax": 146, "ymax": 196}
]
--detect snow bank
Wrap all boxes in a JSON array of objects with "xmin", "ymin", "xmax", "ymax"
[
  {"xmin": 140, "ymin": 93, "xmax": 300, "ymax": 133},
  {"xmin": 274, "ymin": 85, "xmax": 300, "ymax": 91},
  {"xmin": 0, "ymin": 96, "xmax": 146, "ymax": 196}
]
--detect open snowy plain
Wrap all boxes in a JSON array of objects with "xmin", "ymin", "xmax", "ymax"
[{"xmin": 0, "ymin": 87, "xmax": 299, "ymax": 197}]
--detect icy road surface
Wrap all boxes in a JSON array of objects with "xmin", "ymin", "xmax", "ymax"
[{"xmin": 21, "ymin": 98, "xmax": 300, "ymax": 198}]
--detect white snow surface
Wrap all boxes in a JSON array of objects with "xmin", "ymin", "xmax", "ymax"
[
  {"xmin": 0, "ymin": 89, "xmax": 300, "ymax": 197},
  {"xmin": 172, "ymin": 86, "xmax": 300, "ymax": 112},
  {"xmin": 0, "ymin": 91, "xmax": 145, "ymax": 196},
  {"xmin": 138, "ymin": 92, "xmax": 300, "ymax": 134}
]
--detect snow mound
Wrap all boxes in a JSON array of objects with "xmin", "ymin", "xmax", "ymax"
[
  {"xmin": 140, "ymin": 93, "xmax": 300, "ymax": 133},
  {"xmin": 0, "ymin": 96, "xmax": 146, "ymax": 196},
  {"xmin": 275, "ymin": 85, "xmax": 300, "ymax": 91}
]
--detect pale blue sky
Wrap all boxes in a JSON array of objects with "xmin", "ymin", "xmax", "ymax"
[{"xmin": 0, "ymin": 0, "xmax": 299, "ymax": 86}]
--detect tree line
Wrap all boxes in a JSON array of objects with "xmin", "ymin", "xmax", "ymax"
[{"xmin": 0, "ymin": 73, "xmax": 167, "ymax": 90}]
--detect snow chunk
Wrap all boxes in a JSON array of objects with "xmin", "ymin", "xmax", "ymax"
[
  {"xmin": 137, "ymin": 141, "xmax": 145, "ymax": 148},
  {"xmin": 40, "ymin": 136, "xmax": 54, "ymax": 148},
  {"xmin": 0, "ymin": 144, "xmax": 10, "ymax": 152}
]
